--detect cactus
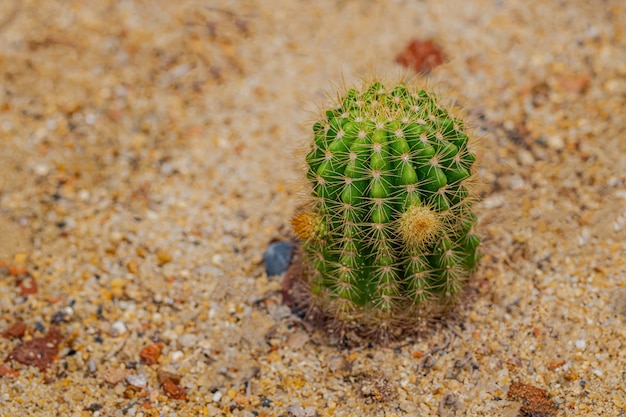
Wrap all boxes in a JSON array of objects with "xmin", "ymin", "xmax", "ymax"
[{"xmin": 290, "ymin": 79, "xmax": 481, "ymax": 340}]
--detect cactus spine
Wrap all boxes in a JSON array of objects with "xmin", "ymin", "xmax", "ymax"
[{"xmin": 292, "ymin": 79, "xmax": 480, "ymax": 339}]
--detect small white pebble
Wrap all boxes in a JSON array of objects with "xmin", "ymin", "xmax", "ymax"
[
  {"xmin": 575, "ymin": 339, "xmax": 586, "ymax": 350},
  {"xmin": 63, "ymin": 217, "xmax": 77, "ymax": 229},
  {"xmin": 88, "ymin": 359, "xmax": 97, "ymax": 373},
  {"xmin": 126, "ymin": 373, "xmax": 147, "ymax": 388},
  {"xmin": 171, "ymin": 350, "xmax": 184, "ymax": 362},
  {"xmin": 212, "ymin": 391, "xmax": 223, "ymax": 402},
  {"xmin": 178, "ymin": 333, "xmax": 198, "ymax": 348},
  {"xmin": 110, "ymin": 231, "xmax": 123, "ymax": 243},
  {"xmin": 34, "ymin": 163, "xmax": 50, "ymax": 176},
  {"xmin": 482, "ymin": 194, "xmax": 506, "ymax": 209},
  {"xmin": 578, "ymin": 228, "xmax": 590, "ymax": 246},
  {"xmin": 517, "ymin": 149, "xmax": 535, "ymax": 166},
  {"xmin": 161, "ymin": 329, "xmax": 178, "ymax": 342},
  {"xmin": 110, "ymin": 320, "xmax": 127, "ymax": 337},
  {"xmin": 1, "ymin": 120, "xmax": 13, "ymax": 132},
  {"xmin": 508, "ymin": 175, "xmax": 525, "ymax": 190},
  {"xmin": 78, "ymin": 190, "xmax": 90, "ymax": 201},
  {"xmin": 592, "ymin": 369, "xmax": 603, "ymax": 377},
  {"xmin": 546, "ymin": 135, "xmax": 565, "ymax": 150}
]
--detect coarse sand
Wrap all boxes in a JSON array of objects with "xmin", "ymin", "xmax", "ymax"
[{"xmin": 0, "ymin": 1, "xmax": 625, "ymax": 416}]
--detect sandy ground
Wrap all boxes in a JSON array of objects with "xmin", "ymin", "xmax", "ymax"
[{"xmin": 1, "ymin": 1, "xmax": 625, "ymax": 416}]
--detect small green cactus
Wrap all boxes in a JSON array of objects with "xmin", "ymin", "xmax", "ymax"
[{"xmin": 291, "ymin": 78, "xmax": 481, "ymax": 340}]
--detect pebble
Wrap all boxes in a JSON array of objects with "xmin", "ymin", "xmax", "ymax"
[
  {"xmin": 263, "ymin": 241, "xmax": 294, "ymax": 276},
  {"xmin": 125, "ymin": 373, "xmax": 147, "ymax": 388},
  {"xmin": 88, "ymin": 359, "xmax": 97, "ymax": 373},
  {"xmin": 287, "ymin": 404, "xmax": 317, "ymax": 417},
  {"xmin": 546, "ymin": 135, "xmax": 565, "ymax": 150},
  {"xmin": 212, "ymin": 391, "xmax": 223, "ymax": 403},
  {"xmin": 517, "ymin": 149, "xmax": 535, "ymax": 166},
  {"xmin": 326, "ymin": 355, "xmax": 351, "ymax": 373},
  {"xmin": 50, "ymin": 311, "xmax": 67, "ymax": 324},
  {"xmin": 1, "ymin": 2, "xmax": 624, "ymax": 417},
  {"xmin": 33, "ymin": 163, "xmax": 50, "ymax": 176},
  {"xmin": 178, "ymin": 333, "xmax": 197, "ymax": 348},
  {"xmin": 286, "ymin": 331, "xmax": 310, "ymax": 350},
  {"xmin": 110, "ymin": 321, "xmax": 127, "ymax": 337}
]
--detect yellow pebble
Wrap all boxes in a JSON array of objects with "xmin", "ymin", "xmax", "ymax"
[
  {"xmin": 156, "ymin": 249, "xmax": 172, "ymax": 265},
  {"xmin": 13, "ymin": 253, "xmax": 28, "ymax": 265}
]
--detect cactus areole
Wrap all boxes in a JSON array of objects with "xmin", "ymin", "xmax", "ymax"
[{"xmin": 291, "ymin": 80, "xmax": 481, "ymax": 339}]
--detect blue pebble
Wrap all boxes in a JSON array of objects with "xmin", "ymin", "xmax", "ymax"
[{"xmin": 263, "ymin": 241, "xmax": 294, "ymax": 276}]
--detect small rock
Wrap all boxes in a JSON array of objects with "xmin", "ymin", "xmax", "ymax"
[
  {"xmin": 326, "ymin": 355, "xmax": 351, "ymax": 373},
  {"xmin": 139, "ymin": 343, "xmax": 164, "ymax": 365},
  {"xmin": 50, "ymin": 311, "xmax": 67, "ymax": 324},
  {"xmin": 233, "ymin": 392, "xmax": 249, "ymax": 407},
  {"xmin": 86, "ymin": 404, "xmax": 103, "ymax": 412},
  {"xmin": 546, "ymin": 135, "xmax": 564, "ymax": 150},
  {"xmin": 158, "ymin": 370, "xmax": 187, "ymax": 401},
  {"xmin": 286, "ymin": 331, "xmax": 310, "ymax": 350},
  {"xmin": 0, "ymin": 364, "xmax": 19, "ymax": 377},
  {"xmin": 7, "ymin": 327, "xmax": 63, "ymax": 372},
  {"xmin": 1, "ymin": 321, "xmax": 26, "ymax": 339},
  {"xmin": 18, "ymin": 275, "xmax": 38, "ymax": 296},
  {"xmin": 507, "ymin": 381, "xmax": 557, "ymax": 417},
  {"xmin": 508, "ymin": 175, "xmax": 525, "ymax": 190},
  {"xmin": 178, "ymin": 333, "xmax": 197, "ymax": 348},
  {"xmin": 395, "ymin": 38, "xmax": 446, "ymax": 74},
  {"xmin": 517, "ymin": 149, "xmax": 535, "ymax": 166},
  {"xmin": 267, "ymin": 302, "xmax": 293, "ymax": 321},
  {"xmin": 556, "ymin": 74, "xmax": 590, "ymax": 94},
  {"xmin": 101, "ymin": 368, "xmax": 130, "ymax": 385},
  {"xmin": 212, "ymin": 391, "xmax": 223, "ymax": 402},
  {"xmin": 33, "ymin": 163, "xmax": 50, "ymax": 176},
  {"xmin": 287, "ymin": 404, "xmax": 317, "ymax": 417},
  {"xmin": 263, "ymin": 241, "xmax": 294, "ymax": 276},
  {"xmin": 110, "ymin": 320, "xmax": 127, "ymax": 337},
  {"xmin": 126, "ymin": 373, "xmax": 147, "ymax": 388},
  {"xmin": 156, "ymin": 248, "xmax": 173, "ymax": 266},
  {"xmin": 171, "ymin": 350, "xmax": 184, "ymax": 362},
  {"xmin": 546, "ymin": 359, "xmax": 566, "ymax": 371}
]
